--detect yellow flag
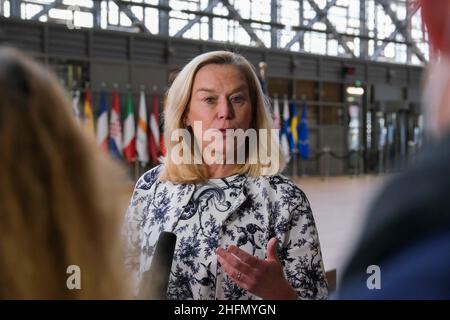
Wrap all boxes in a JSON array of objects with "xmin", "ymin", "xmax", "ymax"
[{"xmin": 84, "ymin": 89, "xmax": 95, "ymax": 136}]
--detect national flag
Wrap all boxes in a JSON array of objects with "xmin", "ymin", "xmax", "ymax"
[
  {"xmin": 96, "ymin": 89, "xmax": 108, "ymax": 151},
  {"xmin": 160, "ymin": 94, "xmax": 168, "ymax": 158},
  {"xmin": 280, "ymin": 96, "xmax": 291, "ymax": 162},
  {"xmin": 149, "ymin": 93, "xmax": 160, "ymax": 163},
  {"xmin": 109, "ymin": 89, "xmax": 123, "ymax": 160},
  {"xmin": 123, "ymin": 90, "xmax": 136, "ymax": 163},
  {"xmin": 298, "ymin": 100, "xmax": 310, "ymax": 159},
  {"xmin": 83, "ymin": 88, "xmax": 95, "ymax": 136},
  {"xmin": 290, "ymin": 99, "xmax": 299, "ymax": 154},
  {"xmin": 71, "ymin": 88, "xmax": 81, "ymax": 123},
  {"xmin": 160, "ymin": 134, "xmax": 166, "ymax": 159},
  {"xmin": 258, "ymin": 76, "xmax": 268, "ymax": 95},
  {"xmin": 273, "ymin": 96, "xmax": 281, "ymax": 129},
  {"xmin": 137, "ymin": 89, "xmax": 149, "ymax": 166}
]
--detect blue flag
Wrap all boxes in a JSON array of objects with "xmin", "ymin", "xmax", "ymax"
[
  {"xmin": 96, "ymin": 90, "xmax": 108, "ymax": 151},
  {"xmin": 258, "ymin": 76, "xmax": 267, "ymax": 95},
  {"xmin": 298, "ymin": 101, "xmax": 310, "ymax": 159},
  {"xmin": 290, "ymin": 100, "xmax": 298, "ymax": 154},
  {"xmin": 280, "ymin": 96, "xmax": 291, "ymax": 161},
  {"xmin": 108, "ymin": 90, "xmax": 123, "ymax": 160}
]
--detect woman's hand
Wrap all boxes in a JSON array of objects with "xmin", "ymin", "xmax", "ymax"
[{"xmin": 216, "ymin": 237, "xmax": 298, "ymax": 300}]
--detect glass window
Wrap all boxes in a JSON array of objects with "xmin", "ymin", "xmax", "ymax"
[
  {"xmin": 1, "ymin": 0, "xmax": 429, "ymax": 65},
  {"xmin": 321, "ymin": 106, "xmax": 344, "ymax": 125}
]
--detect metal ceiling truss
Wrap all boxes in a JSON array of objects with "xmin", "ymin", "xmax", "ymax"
[
  {"xmin": 30, "ymin": 0, "xmax": 63, "ymax": 20},
  {"xmin": 175, "ymin": 0, "xmax": 265, "ymax": 47},
  {"xmin": 372, "ymin": 0, "xmax": 426, "ymax": 63},
  {"xmin": 220, "ymin": 0, "xmax": 265, "ymax": 47},
  {"xmin": 113, "ymin": 0, "xmax": 152, "ymax": 34},
  {"xmin": 174, "ymin": 0, "xmax": 221, "ymax": 38},
  {"xmin": 284, "ymin": 0, "xmax": 338, "ymax": 50},
  {"xmin": 3, "ymin": 0, "xmax": 428, "ymax": 63},
  {"xmin": 305, "ymin": 0, "xmax": 356, "ymax": 58},
  {"xmin": 370, "ymin": 3, "xmax": 419, "ymax": 61}
]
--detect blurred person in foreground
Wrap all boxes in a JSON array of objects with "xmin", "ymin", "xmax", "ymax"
[
  {"xmin": 338, "ymin": 0, "xmax": 450, "ymax": 299},
  {"xmin": 124, "ymin": 51, "xmax": 328, "ymax": 300},
  {"xmin": 0, "ymin": 47, "xmax": 130, "ymax": 299}
]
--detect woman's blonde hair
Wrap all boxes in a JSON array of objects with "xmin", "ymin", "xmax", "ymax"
[
  {"xmin": 160, "ymin": 51, "xmax": 286, "ymax": 183},
  {"xmin": 0, "ymin": 47, "xmax": 130, "ymax": 299}
]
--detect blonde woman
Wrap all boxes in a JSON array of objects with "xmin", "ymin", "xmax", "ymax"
[
  {"xmin": 0, "ymin": 47, "xmax": 130, "ymax": 299},
  {"xmin": 125, "ymin": 51, "xmax": 328, "ymax": 300}
]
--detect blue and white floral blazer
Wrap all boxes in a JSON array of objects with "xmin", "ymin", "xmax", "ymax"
[{"xmin": 124, "ymin": 165, "xmax": 328, "ymax": 300}]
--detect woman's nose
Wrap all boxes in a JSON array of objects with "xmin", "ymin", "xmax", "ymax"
[{"xmin": 217, "ymin": 99, "xmax": 234, "ymax": 120}]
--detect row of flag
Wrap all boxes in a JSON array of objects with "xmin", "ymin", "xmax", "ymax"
[
  {"xmin": 72, "ymin": 84, "xmax": 309, "ymax": 166},
  {"xmin": 259, "ymin": 75, "xmax": 310, "ymax": 163},
  {"xmin": 272, "ymin": 96, "xmax": 310, "ymax": 161},
  {"xmin": 71, "ymin": 87, "xmax": 165, "ymax": 166}
]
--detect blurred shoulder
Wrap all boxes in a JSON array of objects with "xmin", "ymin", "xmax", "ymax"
[
  {"xmin": 248, "ymin": 174, "xmax": 310, "ymax": 203},
  {"xmin": 135, "ymin": 164, "xmax": 164, "ymax": 191}
]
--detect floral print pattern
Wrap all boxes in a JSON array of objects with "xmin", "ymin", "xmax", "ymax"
[{"xmin": 124, "ymin": 165, "xmax": 328, "ymax": 300}]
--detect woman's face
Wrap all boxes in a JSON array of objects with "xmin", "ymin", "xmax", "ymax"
[{"xmin": 186, "ymin": 64, "xmax": 253, "ymax": 161}]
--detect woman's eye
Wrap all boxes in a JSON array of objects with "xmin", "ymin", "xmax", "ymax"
[
  {"xmin": 231, "ymin": 96, "xmax": 244, "ymax": 104},
  {"xmin": 203, "ymin": 97, "xmax": 216, "ymax": 104}
]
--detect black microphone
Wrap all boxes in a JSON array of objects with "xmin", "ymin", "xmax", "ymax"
[{"xmin": 138, "ymin": 231, "xmax": 177, "ymax": 300}]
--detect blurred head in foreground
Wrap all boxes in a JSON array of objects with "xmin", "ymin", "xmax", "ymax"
[
  {"xmin": 421, "ymin": 0, "xmax": 450, "ymax": 139},
  {"xmin": 338, "ymin": 1, "xmax": 450, "ymax": 299},
  {"xmin": 0, "ymin": 47, "xmax": 129, "ymax": 299}
]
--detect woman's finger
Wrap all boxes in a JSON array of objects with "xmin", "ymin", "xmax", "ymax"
[
  {"xmin": 216, "ymin": 254, "xmax": 251, "ymax": 290},
  {"xmin": 226, "ymin": 245, "xmax": 260, "ymax": 268},
  {"xmin": 216, "ymin": 247, "xmax": 253, "ymax": 275},
  {"xmin": 266, "ymin": 237, "xmax": 280, "ymax": 262}
]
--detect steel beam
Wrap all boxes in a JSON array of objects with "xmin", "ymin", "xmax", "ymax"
[
  {"xmin": 304, "ymin": 0, "xmax": 355, "ymax": 57},
  {"xmin": 114, "ymin": 0, "xmax": 151, "ymax": 34},
  {"xmin": 284, "ymin": 0, "xmax": 337, "ymax": 50},
  {"xmin": 221, "ymin": 0, "xmax": 265, "ymax": 48},
  {"xmin": 158, "ymin": 0, "xmax": 169, "ymax": 36},
  {"xmin": 373, "ymin": 0, "xmax": 425, "ymax": 62},
  {"xmin": 270, "ymin": 0, "xmax": 278, "ymax": 48},
  {"xmin": 30, "ymin": 0, "xmax": 62, "ymax": 21},
  {"xmin": 174, "ymin": 0, "xmax": 221, "ymax": 38}
]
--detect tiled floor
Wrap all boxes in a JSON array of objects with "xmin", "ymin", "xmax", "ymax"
[{"xmin": 293, "ymin": 174, "xmax": 389, "ymax": 285}]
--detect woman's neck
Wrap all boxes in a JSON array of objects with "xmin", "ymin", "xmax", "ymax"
[{"xmin": 207, "ymin": 164, "xmax": 240, "ymax": 179}]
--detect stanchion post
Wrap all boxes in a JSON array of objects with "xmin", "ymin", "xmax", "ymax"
[
  {"xmin": 300, "ymin": 156, "xmax": 306, "ymax": 177},
  {"xmin": 350, "ymin": 151, "xmax": 357, "ymax": 178},
  {"xmin": 134, "ymin": 161, "xmax": 139, "ymax": 181},
  {"xmin": 293, "ymin": 152, "xmax": 298, "ymax": 180},
  {"xmin": 378, "ymin": 148, "xmax": 384, "ymax": 175},
  {"xmin": 358, "ymin": 150, "xmax": 364, "ymax": 176},
  {"xmin": 322, "ymin": 146, "xmax": 331, "ymax": 180}
]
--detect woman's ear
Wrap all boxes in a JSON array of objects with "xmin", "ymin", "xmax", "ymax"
[{"xmin": 183, "ymin": 116, "xmax": 190, "ymax": 128}]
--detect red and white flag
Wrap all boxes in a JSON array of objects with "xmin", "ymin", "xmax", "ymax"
[
  {"xmin": 96, "ymin": 89, "xmax": 108, "ymax": 151},
  {"xmin": 149, "ymin": 93, "xmax": 160, "ymax": 163},
  {"xmin": 123, "ymin": 90, "xmax": 136, "ymax": 163},
  {"xmin": 273, "ymin": 96, "xmax": 281, "ymax": 129},
  {"xmin": 108, "ymin": 89, "xmax": 123, "ymax": 159},
  {"xmin": 137, "ymin": 89, "xmax": 149, "ymax": 166}
]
